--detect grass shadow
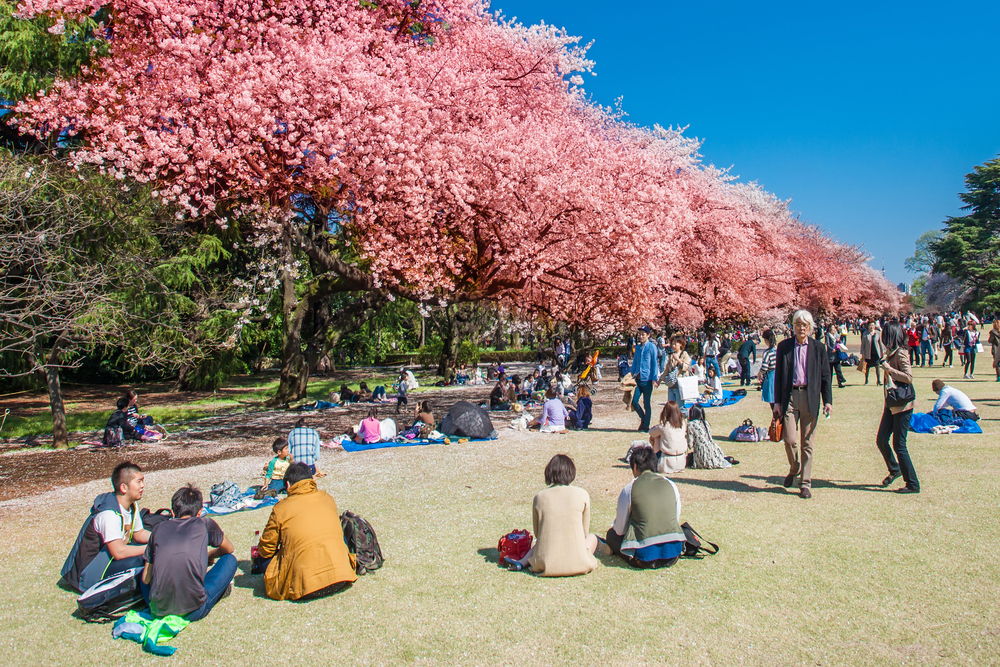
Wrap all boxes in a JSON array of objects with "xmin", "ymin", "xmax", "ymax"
[
  {"xmin": 232, "ymin": 559, "xmax": 269, "ymax": 599},
  {"xmin": 740, "ymin": 474, "xmax": 888, "ymax": 493}
]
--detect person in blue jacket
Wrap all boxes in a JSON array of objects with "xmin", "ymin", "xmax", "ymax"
[{"xmin": 631, "ymin": 325, "xmax": 660, "ymax": 433}]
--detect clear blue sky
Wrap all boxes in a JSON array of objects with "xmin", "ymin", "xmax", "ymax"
[{"xmin": 491, "ymin": 0, "xmax": 1000, "ymax": 284}]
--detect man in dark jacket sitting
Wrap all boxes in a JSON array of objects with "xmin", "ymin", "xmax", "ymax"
[{"xmin": 62, "ymin": 462, "xmax": 151, "ymax": 592}]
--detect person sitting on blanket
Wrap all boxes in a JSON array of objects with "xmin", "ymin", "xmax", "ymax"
[
  {"xmin": 490, "ymin": 376, "xmax": 511, "ymax": 411},
  {"xmin": 253, "ymin": 463, "xmax": 358, "ymax": 601},
  {"xmin": 288, "ymin": 418, "xmax": 325, "ymax": 478},
  {"xmin": 62, "ymin": 461, "xmax": 151, "ymax": 593},
  {"xmin": 122, "ymin": 389, "xmax": 166, "ymax": 440},
  {"xmin": 414, "ymin": 400, "xmax": 435, "ymax": 429},
  {"xmin": 702, "ymin": 365, "xmax": 723, "ymax": 402},
  {"xmin": 354, "ymin": 407, "xmax": 382, "ymax": 444},
  {"xmin": 103, "ymin": 396, "xmax": 146, "ymax": 445},
  {"xmin": 602, "ymin": 446, "xmax": 686, "ymax": 569},
  {"xmin": 527, "ymin": 388, "xmax": 569, "ymax": 433},
  {"xmin": 262, "ymin": 438, "xmax": 293, "ymax": 492},
  {"xmin": 931, "ymin": 379, "xmax": 980, "ymax": 421},
  {"xmin": 141, "ymin": 484, "xmax": 237, "ymax": 620},
  {"xmin": 357, "ymin": 382, "xmax": 373, "ymax": 401}
]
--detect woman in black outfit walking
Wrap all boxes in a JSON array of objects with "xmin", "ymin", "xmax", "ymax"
[{"xmin": 876, "ymin": 321, "xmax": 919, "ymax": 494}]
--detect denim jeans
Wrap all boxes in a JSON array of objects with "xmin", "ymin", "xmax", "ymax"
[
  {"xmin": 919, "ymin": 340, "xmax": 934, "ymax": 366},
  {"xmin": 738, "ymin": 357, "xmax": 751, "ymax": 386},
  {"xmin": 705, "ymin": 355, "xmax": 721, "ymax": 379},
  {"xmin": 266, "ymin": 478, "xmax": 286, "ymax": 492},
  {"xmin": 141, "ymin": 553, "xmax": 237, "ymax": 621},
  {"xmin": 631, "ymin": 380, "xmax": 654, "ymax": 432},
  {"xmin": 876, "ymin": 406, "xmax": 918, "ymax": 490}
]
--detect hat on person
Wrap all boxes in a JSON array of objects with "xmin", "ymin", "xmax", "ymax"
[{"xmin": 638, "ymin": 325, "xmax": 653, "ymax": 334}]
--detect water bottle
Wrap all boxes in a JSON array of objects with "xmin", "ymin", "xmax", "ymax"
[{"xmin": 250, "ymin": 530, "xmax": 260, "ymax": 560}]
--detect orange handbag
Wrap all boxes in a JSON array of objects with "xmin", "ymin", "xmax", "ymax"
[{"xmin": 768, "ymin": 416, "xmax": 783, "ymax": 442}]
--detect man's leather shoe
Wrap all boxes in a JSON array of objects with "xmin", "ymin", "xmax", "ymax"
[
  {"xmin": 881, "ymin": 472, "xmax": 901, "ymax": 487},
  {"xmin": 896, "ymin": 487, "xmax": 920, "ymax": 494},
  {"xmin": 783, "ymin": 474, "xmax": 796, "ymax": 488},
  {"xmin": 800, "ymin": 487, "xmax": 812, "ymax": 499}
]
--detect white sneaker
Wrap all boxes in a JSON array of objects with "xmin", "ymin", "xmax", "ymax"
[{"xmin": 963, "ymin": 374, "xmax": 969, "ymax": 379}]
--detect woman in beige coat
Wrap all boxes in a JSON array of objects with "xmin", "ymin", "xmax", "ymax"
[
  {"xmin": 504, "ymin": 455, "xmax": 602, "ymax": 576},
  {"xmin": 876, "ymin": 321, "xmax": 920, "ymax": 493}
]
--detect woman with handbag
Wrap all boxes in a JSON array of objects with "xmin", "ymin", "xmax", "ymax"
[
  {"xmin": 877, "ymin": 321, "xmax": 919, "ymax": 494},
  {"xmin": 659, "ymin": 334, "xmax": 692, "ymax": 406}
]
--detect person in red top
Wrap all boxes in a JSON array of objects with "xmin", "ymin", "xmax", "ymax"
[{"xmin": 905, "ymin": 324, "xmax": 921, "ymax": 366}]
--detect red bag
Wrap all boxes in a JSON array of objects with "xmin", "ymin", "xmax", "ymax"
[{"xmin": 497, "ymin": 529, "xmax": 533, "ymax": 565}]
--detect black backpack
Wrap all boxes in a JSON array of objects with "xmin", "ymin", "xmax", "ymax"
[
  {"xmin": 139, "ymin": 508, "xmax": 172, "ymax": 530},
  {"xmin": 340, "ymin": 511, "xmax": 384, "ymax": 575},
  {"xmin": 76, "ymin": 567, "xmax": 145, "ymax": 623}
]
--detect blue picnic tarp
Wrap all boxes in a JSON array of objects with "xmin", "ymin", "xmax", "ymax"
[
  {"xmin": 909, "ymin": 412, "xmax": 982, "ymax": 434},
  {"xmin": 342, "ymin": 435, "xmax": 497, "ymax": 452}
]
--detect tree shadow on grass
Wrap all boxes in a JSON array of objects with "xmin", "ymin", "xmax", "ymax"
[{"xmin": 232, "ymin": 559, "xmax": 269, "ymax": 599}]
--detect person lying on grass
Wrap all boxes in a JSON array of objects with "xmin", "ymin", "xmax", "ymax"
[
  {"xmin": 253, "ymin": 462, "xmax": 358, "ymax": 601},
  {"xmin": 527, "ymin": 388, "xmax": 569, "ymax": 433},
  {"xmin": 62, "ymin": 461, "xmax": 151, "ymax": 593},
  {"xmin": 504, "ymin": 454, "xmax": 606, "ymax": 575},
  {"xmin": 602, "ymin": 447, "xmax": 686, "ymax": 570},
  {"xmin": 140, "ymin": 484, "xmax": 236, "ymax": 621}
]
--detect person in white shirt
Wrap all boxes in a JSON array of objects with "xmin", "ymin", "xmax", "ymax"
[{"xmin": 931, "ymin": 380, "xmax": 979, "ymax": 421}]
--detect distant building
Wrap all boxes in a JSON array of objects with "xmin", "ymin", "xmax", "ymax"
[{"xmin": 897, "ymin": 282, "xmax": 910, "ymax": 295}]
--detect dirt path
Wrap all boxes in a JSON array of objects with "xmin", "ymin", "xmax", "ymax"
[{"xmin": 0, "ymin": 368, "xmax": 622, "ymax": 502}]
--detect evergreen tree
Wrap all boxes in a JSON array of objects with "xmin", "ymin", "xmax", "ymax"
[{"xmin": 933, "ymin": 157, "xmax": 1000, "ymax": 310}]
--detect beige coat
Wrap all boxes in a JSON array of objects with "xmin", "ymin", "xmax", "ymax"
[
  {"xmin": 883, "ymin": 347, "xmax": 914, "ymax": 414},
  {"xmin": 528, "ymin": 485, "xmax": 598, "ymax": 577},
  {"xmin": 649, "ymin": 423, "xmax": 687, "ymax": 473},
  {"xmin": 258, "ymin": 479, "xmax": 358, "ymax": 600}
]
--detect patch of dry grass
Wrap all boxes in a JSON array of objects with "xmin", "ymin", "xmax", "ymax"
[{"xmin": 2, "ymin": 339, "xmax": 999, "ymax": 666}]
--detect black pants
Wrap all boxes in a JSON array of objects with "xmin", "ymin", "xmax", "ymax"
[
  {"xmin": 909, "ymin": 346, "xmax": 919, "ymax": 365},
  {"xmin": 738, "ymin": 357, "xmax": 751, "ymax": 386},
  {"xmin": 830, "ymin": 360, "xmax": 846, "ymax": 386},
  {"xmin": 965, "ymin": 350, "xmax": 977, "ymax": 376},
  {"xmin": 942, "ymin": 345, "xmax": 953, "ymax": 365},
  {"xmin": 876, "ymin": 406, "xmax": 918, "ymax": 490},
  {"xmin": 953, "ymin": 409, "xmax": 980, "ymax": 422},
  {"xmin": 604, "ymin": 529, "xmax": 678, "ymax": 570}
]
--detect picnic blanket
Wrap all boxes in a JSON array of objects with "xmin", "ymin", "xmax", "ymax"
[
  {"xmin": 202, "ymin": 488, "xmax": 281, "ymax": 516},
  {"xmin": 687, "ymin": 390, "xmax": 748, "ymax": 409},
  {"xmin": 342, "ymin": 435, "xmax": 498, "ymax": 452},
  {"xmin": 909, "ymin": 411, "xmax": 982, "ymax": 435}
]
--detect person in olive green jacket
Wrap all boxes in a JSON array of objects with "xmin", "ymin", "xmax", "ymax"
[{"xmin": 257, "ymin": 463, "xmax": 358, "ymax": 600}]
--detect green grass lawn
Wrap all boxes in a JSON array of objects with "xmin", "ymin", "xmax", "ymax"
[
  {"xmin": 2, "ymin": 348, "xmax": 999, "ymax": 665},
  {"xmin": 2, "ymin": 373, "xmax": 408, "ymax": 440}
]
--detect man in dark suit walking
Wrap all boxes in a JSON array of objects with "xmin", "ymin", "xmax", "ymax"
[{"xmin": 772, "ymin": 310, "xmax": 833, "ymax": 499}]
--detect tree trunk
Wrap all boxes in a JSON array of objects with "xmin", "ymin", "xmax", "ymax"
[
  {"xmin": 44, "ymin": 364, "xmax": 68, "ymax": 449},
  {"xmin": 273, "ymin": 251, "xmax": 310, "ymax": 405},
  {"xmin": 437, "ymin": 328, "xmax": 460, "ymax": 376},
  {"xmin": 419, "ymin": 316, "xmax": 425, "ymax": 348}
]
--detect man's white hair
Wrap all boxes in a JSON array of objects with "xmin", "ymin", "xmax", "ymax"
[{"xmin": 791, "ymin": 309, "xmax": 815, "ymax": 331}]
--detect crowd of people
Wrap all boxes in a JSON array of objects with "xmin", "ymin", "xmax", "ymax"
[{"xmin": 66, "ymin": 304, "xmax": 994, "ymax": 637}]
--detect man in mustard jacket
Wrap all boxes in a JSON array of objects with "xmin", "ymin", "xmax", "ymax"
[{"xmin": 257, "ymin": 463, "xmax": 358, "ymax": 600}]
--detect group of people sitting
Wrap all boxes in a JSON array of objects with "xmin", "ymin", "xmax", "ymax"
[
  {"xmin": 64, "ymin": 458, "xmax": 362, "ymax": 626},
  {"xmin": 504, "ymin": 449, "xmax": 686, "ymax": 575},
  {"xmin": 102, "ymin": 390, "xmax": 168, "ymax": 446},
  {"xmin": 625, "ymin": 401, "xmax": 736, "ymax": 473}
]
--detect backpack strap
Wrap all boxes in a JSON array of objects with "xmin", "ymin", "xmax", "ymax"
[{"xmin": 681, "ymin": 522, "xmax": 720, "ymax": 557}]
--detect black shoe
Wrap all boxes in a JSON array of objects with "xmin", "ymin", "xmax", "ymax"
[
  {"xmin": 881, "ymin": 472, "xmax": 901, "ymax": 487},
  {"xmin": 896, "ymin": 486, "xmax": 920, "ymax": 494},
  {"xmin": 800, "ymin": 487, "xmax": 812, "ymax": 499},
  {"xmin": 783, "ymin": 473, "xmax": 796, "ymax": 488}
]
